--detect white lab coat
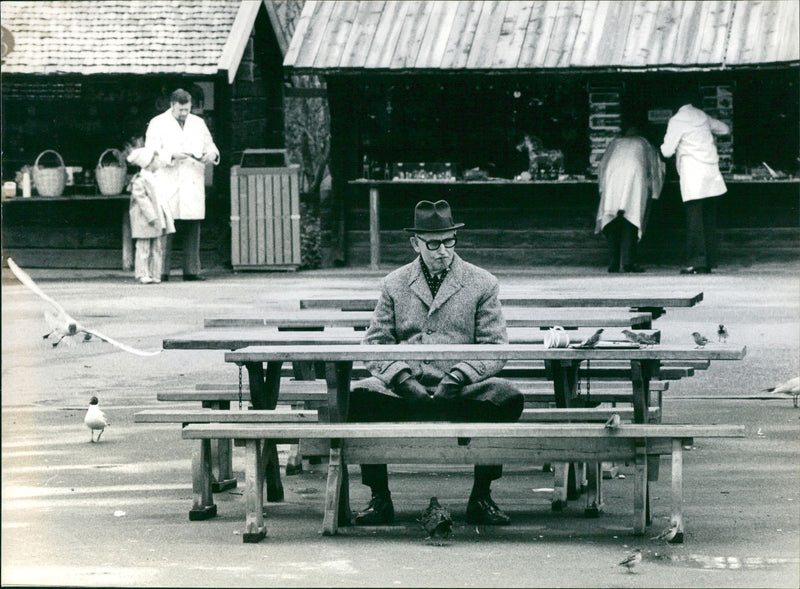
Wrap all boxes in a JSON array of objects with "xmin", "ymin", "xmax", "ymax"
[
  {"xmin": 595, "ymin": 135, "xmax": 665, "ymax": 239},
  {"xmin": 660, "ymin": 104, "xmax": 730, "ymax": 202},
  {"xmin": 145, "ymin": 110, "xmax": 219, "ymax": 219}
]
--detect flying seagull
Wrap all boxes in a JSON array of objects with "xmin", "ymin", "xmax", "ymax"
[{"xmin": 7, "ymin": 257, "xmax": 161, "ymax": 356}]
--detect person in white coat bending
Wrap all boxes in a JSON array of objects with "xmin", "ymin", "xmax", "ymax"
[
  {"xmin": 660, "ymin": 99, "xmax": 730, "ymax": 274},
  {"xmin": 595, "ymin": 127, "xmax": 665, "ymax": 273},
  {"xmin": 145, "ymin": 89, "xmax": 219, "ymax": 281}
]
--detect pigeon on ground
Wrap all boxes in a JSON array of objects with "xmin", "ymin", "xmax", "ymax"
[
  {"xmin": 7, "ymin": 258, "xmax": 161, "ymax": 356},
  {"xmin": 417, "ymin": 497, "xmax": 453, "ymax": 540},
  {"xmin": 717, "ymin": 324, "xmax": 729, "ymax": 342},
  {"xmin": 650, "ymin": 523, "xmax": 680, "ymax": 543},
  {"xmin": 604, "ymin": 413, "xmax": 621, "ymax": 429},
  {"xmin": 618, "ymin": 548, "xmax": 642, "ymax": 573},
  {"xmin": 574, "ymin": 328, "xmax": 604, "ymax": 349},
  {"xmin": 763, "ymin": 376, "xmax": 800, "ymax": 407},
  {"xmin": 84, "ymin": 397, "xmax": 109, "ymax": 442},
  {"xmin": 691, "ymin": 332, "xmax": 710, "ymax": 348}
]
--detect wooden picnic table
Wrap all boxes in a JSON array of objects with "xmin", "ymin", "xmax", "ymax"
[
  {"xmin": 203, "ymin": 308, "xmax": 654, "ymax": 330},
  {"xmin": 299, "ymin": 293, "xmax": 704, "ymax": 322}
]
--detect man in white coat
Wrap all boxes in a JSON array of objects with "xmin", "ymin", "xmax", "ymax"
[
  {"xmin": 145, "ymin": 89, "xmax": 219, "ymax": 281},
  {"xmin": 595, "ymin": 127, "xmax": 665, "ymax": 273},
  {"xmin": 660, "ymin": 100, "xmax": 730, "ymax": 274}
]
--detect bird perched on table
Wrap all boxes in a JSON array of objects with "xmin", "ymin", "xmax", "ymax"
[
  {"xmin": 604, "ymin": 413, "xmax": 621, "ymax": 429},
  {"xmin": 691, "ymin": 332, "xmax": 710, "ymax": 348},
  {"xmin": 618, "ymin": 548, "xmax": 642, "ymax": 573},
  {"xmin": 417, "ymin": 497, "xmax": 453, "ymax": 541},
  {"xmin": 651, "ymin": 523, "xmax": 680, "ymax": 543},
  {"xmin": 574, "ymin": 328, "xmax": 604, "ymax": 349},
  {"xmin": 717, "ymin": 324, "xmax": 729, "ymax": 343},
  {"xmin": 763, "ymin": 376, "xmax": 800, "ymax": 408},
  {"xmin": 7, "ymin": 257, "xmax": 161, "ymax": 356},
  {"xmin": 84, "ymin": 397, "xmax": 109, "ymax": 442},
  {"xmin": 621, "ymin": 329, "xmax": 658, "ymax": 347}
]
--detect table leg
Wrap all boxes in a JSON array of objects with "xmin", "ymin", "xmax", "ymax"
[
  {"xmin": 243, "ymin": 439, "xmax": 267, "ymax": 542},
  {"xmin": 584, "ymin": 462, "xmax": 604, "ymax": 517},
  {"xmin": 122, "ymin": 212, "xmax": 133, "ymax": 271},
  {"xmin": 633, "ymin": 443, "xmax": 648, "ymax": 535},
  {"xmin": 670, "ymin": 439, "xmax": 685, "ymax": 543},
  {"xmin": 243, "ymin": 361, "xmax": 284, "ymax": 502},
  {"xmin": 325, "ymin": 361, "xmax": 353, "ymax": 423},
  {"xmin": 369, "ymin": 185, "xmax": 380, "ymax": 270},
  {"xmin": 323, "ymin": 441, "xmax": 350, "ymax": 535},
  {"xmin": 551, "ymin": 360, "xmax": 581, "ymax": 503},
  {"xmin": 203, "ymin": 400, "xmax": 237, "ymax": 492},
  {"xmin": 189, "ymin": 438, "xmax": 217, "ymax": 520}
]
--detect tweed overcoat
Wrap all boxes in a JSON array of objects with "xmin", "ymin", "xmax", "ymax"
[
  {"xmin": 129, "ymin": 170, "xmax": 175, "ymax": 239},
  {"xmin": 357, "ymin": 253, "xmax": 508, "ymax": 395}
]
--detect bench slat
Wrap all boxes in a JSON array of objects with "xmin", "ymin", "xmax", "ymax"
[
  {"xmin": 182, "ymin": 422, "xmax": 745, "ymax": 440},
  {"xmin": 134, "ymin": 409, "xmax": 318, "ymax": 423}
]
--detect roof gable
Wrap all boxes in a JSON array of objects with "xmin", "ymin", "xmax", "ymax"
[
  {"xmin": 284, "ymin": 1, "xmax": 800, "ymax": 72},
  {"xmin": 1, "ymin": 0, "xmax": 242, "ymax": 75}
]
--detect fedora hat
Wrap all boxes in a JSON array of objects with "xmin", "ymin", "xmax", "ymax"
[{"xmin": 404, "ymin": 200, "xmax": 465, "ymax": 233}]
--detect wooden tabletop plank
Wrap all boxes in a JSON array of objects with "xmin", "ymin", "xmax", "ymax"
[
  {"xmin": 299, "ymin": 293, "xmax": 703, "ymax": 310},
  {"xmin": 134, "ymin": 409, "xmax": 318, "ymax": 423},
  {"xmin": 204, "ymin": 309, "xmax": 653, "ymax": 329},
  {"xmin": 164, "ymin": 326, "xmax": 661, "ymax": 350},
  {"xmin": 224, "ymin": 343, "xmax": 747, "ymax": 363},
  {"xmin": 182, "ymin": 422, "xmax": 746, "ymax": 440}
]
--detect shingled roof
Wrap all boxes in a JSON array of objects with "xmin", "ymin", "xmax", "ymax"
[
  {"xmin": 284, "ymin": 1, "xmax": 800, "ymax": 73},
  {"xmin": 1, "ymin": 0, "xmax": 304, "ymax": 78}
]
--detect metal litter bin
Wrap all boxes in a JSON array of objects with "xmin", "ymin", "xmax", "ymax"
[{"xmin": 230, "ymin": 149, "xmax": 302, "ymax": 270}]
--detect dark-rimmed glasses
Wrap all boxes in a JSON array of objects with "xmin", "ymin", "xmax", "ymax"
[{"xmin": 415, "ymin": 235, "xmax": 457, "ymax": 251}]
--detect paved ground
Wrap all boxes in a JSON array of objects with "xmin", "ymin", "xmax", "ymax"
[{"xmin": 2, "ymin": 260, "xmax": 799, "ymax": 588}]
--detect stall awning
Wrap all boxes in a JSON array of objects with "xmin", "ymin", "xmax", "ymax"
[
  {"xmin": 0, "ymin": 0, "xmax": 301, "ymax": 80},
  {"xmin": 284, "ymin": 1, "xmax": 800, "ymax": 73}
]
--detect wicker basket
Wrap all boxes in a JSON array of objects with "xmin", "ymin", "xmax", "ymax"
[
  {"xmin": 32, "ymin": 150, "xmax": 66, "ymax": 197},
  {"xmin": 95, "ymin": 148, "xmax": 127, "ymax": 195}
]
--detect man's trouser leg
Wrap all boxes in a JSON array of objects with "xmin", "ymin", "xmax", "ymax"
[
  {"xmin": 182, "ymin": 219, "xmax": 202, "ymax": 276},
  {"xmin": 685, "ymin": 199, "xmax": 708, "ymax": 268}
]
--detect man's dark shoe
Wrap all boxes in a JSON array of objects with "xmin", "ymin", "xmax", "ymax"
[
  {"xmin": 160, "ymin": 274, "xmax": 170, "ymax": 282},
  {"xmin": 623, "ymin": 264, "xmax": 646, "ymax": 273},
  {"xmin": 183, "ymin": 274, "xmax": 206, "ymax": 281},
  {"xmin": 353, "ymin": 493, "xmax": 394, "ymax": 525},
  {"xmin": 680, "ymin": 266, "xmax": 711, "ymax": 275},
  {"xmin": 466, "ymin": 495, "xmax": 511, "ymax": 525}
]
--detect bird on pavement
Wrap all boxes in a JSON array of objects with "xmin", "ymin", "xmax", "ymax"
[
  {"xmin": 763, "ymin": 376, "xmax": 800, "ymax": 407},
  {"xmin": 717, "ymin": 324, "xmax": 729, "ymax": 342},
  {"xmin": 574, "ymin": 328, "xmax": 604, "ymax": 349},
  {"xmin": 604, "ymin": 413, "xmax": 621, "ymax": 429},
  {"xmin": 691, "ymin": 332, "xmax": 710, "ymax": 348},
  {"xmin": 618, "ymin": 548, "xmax": 642, "ymax": 573},
  {"xmin": 650, "ymin": 523, "xmax": 680, "ymax": 543},
  {"xmin": 7, "ymin": 257, "xmax": 161, "ymax": 356},
  {"xmin": 84, "ymin": 397, "xmax": 109, "ymax": 442},
  {"xmin": 417, "ymin": 497, "xmax": 453, "ymax": 541}
]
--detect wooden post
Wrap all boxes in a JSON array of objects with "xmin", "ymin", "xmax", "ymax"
[
  {"xmin": 243, "ymin": 440, "xmax": 267, "ymax": 542},
  {"xmin": 633, "ymin": 443, "xmax": 648, "ymax": 535},
  {"xmin": 671, "ymin": 438, "xmax": 685, "ymax": 543},
  {"xmin": 323, "ymin": 443, "xmax": 344, "ymax": 535},
  {"xmin": 189, "ymin": 439, "xmax": 217, "ymax": 520},
  {"xmin": 369, "ymin": 185, "xmax": 380, "ymax": 270},
  {"xmin": 584, "ymin": 462, "xmax": 604, "ymax": 517}
]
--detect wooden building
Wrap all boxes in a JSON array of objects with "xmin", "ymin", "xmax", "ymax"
[
  {"xmin": 284, "ymin": 1, "xmax": 800, "ymax": 268},
  {"xmin": 1, "ymin": 0, "xmax": 302, "ymax": 269}
]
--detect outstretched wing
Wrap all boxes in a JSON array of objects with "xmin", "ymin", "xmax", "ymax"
[
  {"xmin": 81, "ymin": 327, "xmax": 162, "ymax": 357},
  {"xmin": 8, "ymin": 258, "xmax": 72, "ymax": 317}
]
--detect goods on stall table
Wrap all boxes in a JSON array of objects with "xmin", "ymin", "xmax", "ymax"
[
  {"xmin": 95, "ymin": 148, "xmax": 127, "ymax": 195},
  {"xmin": 32, "ymin": 150, "xmax": 66, "ymax": 197}
]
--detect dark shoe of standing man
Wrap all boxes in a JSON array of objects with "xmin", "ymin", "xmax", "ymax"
[
  {"xmin": 466, "ymin": 494, "xmax": 511, "ymax": 525},
  {"xmin": 183, "ymin": 274, "xmax": 206, "ymax": 281}
]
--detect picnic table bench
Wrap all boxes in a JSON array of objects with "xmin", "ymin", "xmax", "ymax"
[
  {"xmin": 299, "ymin": 292, "xmax": 704, "ymax": 323},
  {"xmin": 182, "ymin": 421, "xmax": 744, "ymax": 542}
]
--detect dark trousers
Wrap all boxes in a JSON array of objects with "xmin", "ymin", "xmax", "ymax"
[
  {"xmin": 602, "ymin": 216, "xmax": 638, "ymax": 271},
  {"xmin": 348, "ymin": 378, "xmax": 524, "ymax": 494},
  {"xmin": 685, "ymin": 197, "xmax": 719, "ymax": 269},
  {"xmin": 162, "ymin": 219, "xmax": 201, "ymax": 276}
]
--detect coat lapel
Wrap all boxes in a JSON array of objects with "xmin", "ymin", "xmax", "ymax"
[
  {"xmin": 429, "ymin": 255, "xmax": 464, "ymax": 314},
  {"xmin": 409, "ymin": 259, "xmax": 434, "ymax": 309}
]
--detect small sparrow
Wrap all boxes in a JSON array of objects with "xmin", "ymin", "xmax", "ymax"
[
  {"xmin": 575, "ymin": 328, "xmax": 604, "ymax": 349},
  {"xmin": 621, "ymin": 329, "xmax": 657, "ymax": 347},
  {"xmin": 692, "ymin": 332, "xmax": 710, "ymax": 348},
  {"xmin": 618, "ymin": 548, "xmax": 642, "ymax": 573},
  {"xmin": 717, "ymin": 324, "xmax": 729, "ymax": 342},
  {"xmin": 621, "ymin": 329, "xmax": 642, "ymax": 346},
  {"xmin": 604, "ymin": 413, "xmax": 621, "ymax": 429},
  {"xmin": 417, "ymin": 497, "xmax": 453, "ymax": 540},
  {"xmin": 763, "ymin": 376, "xmax": 800, "ymax": 408},
  {"xmin": 651, "ymin": 523, "xmax": 680, "ymax": 543},
  {"xmin": 84, "ymin": 397, "xmax": 109, "ymax": 443}
]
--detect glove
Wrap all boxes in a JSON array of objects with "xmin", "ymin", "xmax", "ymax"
[
  {"xmin": 433, "ymin": 369, "xmax": 469, "ymax": 402},
  {"xmin": 394, "ymin": 372, "xmax": 432, "ymax": 410}
]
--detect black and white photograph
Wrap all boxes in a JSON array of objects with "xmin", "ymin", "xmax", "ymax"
[{"xmin": 2, "ymin": 1, "xmax": 798, "ymax": 587}]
